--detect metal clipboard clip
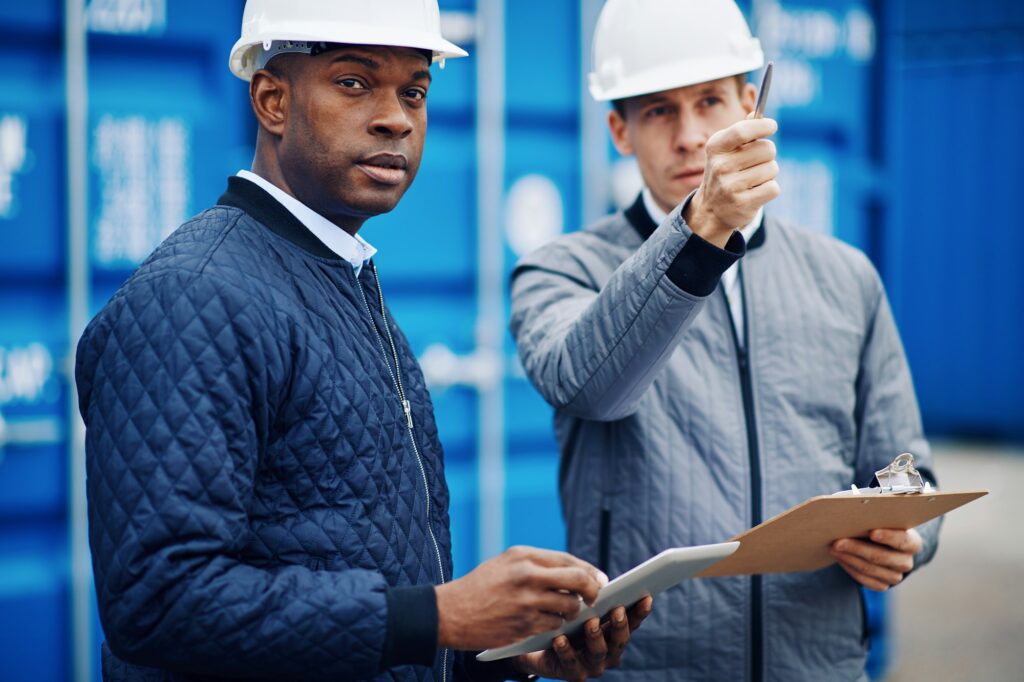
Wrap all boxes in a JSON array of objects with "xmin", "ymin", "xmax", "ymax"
[
  {"xmin": 833, "ymin": 453, "xmax": 934, "ymax": 496},
  {"xmin": 874, "ymin": 452, "xmax": 930, "ymax": 494}
]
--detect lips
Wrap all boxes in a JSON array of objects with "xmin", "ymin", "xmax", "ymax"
[
  {"xmin": 356, "ymin": 152, "xmax": 408, "ymax": 186},
  {"xmin": 675, "ymin": 167, "xmax": 704, "ymax": 180}
]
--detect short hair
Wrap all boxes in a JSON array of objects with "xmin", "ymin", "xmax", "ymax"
[
  {"xmin": 263, "ymin": 52, "xmax": 299, "ymax": 81},
  {"xmin": 612, "ymin": 73, "xmax": 748, "ymax": 119}
]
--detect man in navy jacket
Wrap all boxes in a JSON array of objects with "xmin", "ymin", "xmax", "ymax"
[{"xmin": 75, "ymin": 2, "xmax": 650, "ymax": 680}]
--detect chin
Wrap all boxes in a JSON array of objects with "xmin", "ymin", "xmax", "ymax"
[
  {"xmin": 657, "ymin": 191, "xmax": 690, "ymax": 210},
  {"xmin": 672, "ymin": 184, "xmax": 700, "ymax": 204},
  {"xmin": 344, "ymin": 189, "xmax": 406, "ymax": 217}
]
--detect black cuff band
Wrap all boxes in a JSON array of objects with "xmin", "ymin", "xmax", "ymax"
[
  {"xmin": 460, "ymin": 653, "xmax": 536, "ymax": 681},
  {"xmin": 380, "ymin": 585, "xmax": 438, "ymax": 671},
  {"xmin": 666, "ymin": 230, "xmax": 746, "ymax": 296}
]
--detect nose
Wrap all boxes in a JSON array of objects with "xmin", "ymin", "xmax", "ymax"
[
  {"xmin": 674, "ymin": 109, "xmax": 708, "ymax": 153},
  {"xmin": 369, "ymin": 93, "xmax": 414, "ymax": 139}
]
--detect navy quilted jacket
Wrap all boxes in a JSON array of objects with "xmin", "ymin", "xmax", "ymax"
[{"xmin": 77, "ymin": 177, "xmax": 513, "ymax": 682}]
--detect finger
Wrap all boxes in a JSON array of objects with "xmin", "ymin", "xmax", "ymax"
[
  {"xmin": 719, "ymin": 139, "xmax": 777, "ymax": 174},
  {"xmin": 832, "ymin": 538, "xmax": 915, "ymax": 573},
  {"xmin": 516, "ymin": 652, "xmax": 546, "ymax": 679},
  {"xmin": 552, "ymin": 635, "xmax": 585, "ymax": 679},
  {"xmin": 604, "ymin": 606, "xmax": 631, "ymax": 668},
  {"xmin": 835, "ymin": 548, "xmax": 910, "ymax": 582},
  {"xmin": 513, "ymin": 546, "xmax": 600, "ymax": 572},
  {"xmin": 582, "ymin": 617, "xmax": 608, "ymax": 672},
  {"xmin": 731, "ymin": 160, "xmax": 779, "ymax": 191},
  {"xmin": 832, "ymin": 550, "xmax": 905, "ymax": 587},
  {"xmin": 708, "ymin": 118, "xmax": 778, "ymax": 154},
  {"xmin": 869, "ymin": 528, "xmax": 923, "ymax": 554},
  {"xmin": 627, "ymin": 595, "xmax": 654, "ymax": 631},
  {"xmin": 532, "ymin": 590, "xmax": 584, "ymax": 621},
  {"xmin": 528, "ymin": 566, "xmax": 605, "ymax": 606},
  {"xmin": 734, "ymin": 180, "xmax": 781, "ymax": 206},
  {"xmin": 515, "ymin": 547, "xmax": 609, "ymax": 586},
  {"xmin": 526, "ymin": 612, "xmax": 566, "ymax": 636},
  {"xmin": 707, "ymin": 118, "xmax": 777, "ymax": 154},
  {"xmin": 835, "ymin": 556, "xmax": 897, "ymax": 592}
]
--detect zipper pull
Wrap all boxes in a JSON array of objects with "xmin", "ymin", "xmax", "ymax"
[{"xmin": 402, "ymin": 399, "xmax": 413, "ymax": 429}]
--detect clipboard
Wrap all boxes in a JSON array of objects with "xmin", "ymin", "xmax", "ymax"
[
  {"xmin": 698, "ymin": 453, "xmax": 988, "ymax": 577},
  {"xmin": 477, "ymin": 541, "xmax": 739, "ymax": 662}
]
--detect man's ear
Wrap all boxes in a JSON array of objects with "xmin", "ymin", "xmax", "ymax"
[
  {"xmin": 250, "ymin": 70, "xmax": 290, "ymax": 136},
  {"xmin": 607, "ymin": 109, "xmax": 634, "ymax": 157},
  {"xmin": 740, "ymin": 81, "xmax": 757, "ymax": 116}
]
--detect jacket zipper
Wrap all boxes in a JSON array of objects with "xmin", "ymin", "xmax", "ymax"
[
  {"xmin": 354, "ymin": 264, "xmax": 448, "ymax": 682},
  {"xmin": 723, "ymin": 264, "xmax": 763, "ymax": 682},
  {"xmin": 597, "ymin": 503, "xmax": 612, "ymax": 575}
]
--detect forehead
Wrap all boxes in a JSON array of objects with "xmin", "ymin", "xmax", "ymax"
[
  {"xmin": 316, "ymin": 44, "xmax": 432, "ymax": 69},
  {"xmin": 631, "ymin": 76, "xmax": 740, "ymax": 107}
]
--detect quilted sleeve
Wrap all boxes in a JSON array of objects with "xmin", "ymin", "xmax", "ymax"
[
  {"xmin": 509, "ymin": 204, "xmax": 743, "ymax": 422},
  {"xmin": 852, "ymin": 270, "xmax": 942, "ymax": 571},
  {"xmin": 76, "ymin": 269, "xmax": 397, "ymax": 680}
]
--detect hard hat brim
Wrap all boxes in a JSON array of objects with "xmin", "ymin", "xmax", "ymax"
[
  {"xmin": 589, "ymin": 49, "xmax": 765, "ymax": 102},
  {"xmin": 229, "ymin": 23, "xmax": 468, "ymax": 81}
]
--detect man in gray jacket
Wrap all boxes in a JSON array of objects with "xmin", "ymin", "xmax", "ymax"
[{"xmin": 509, "ymin": 0, "xmax": 940, "ymax": 680}]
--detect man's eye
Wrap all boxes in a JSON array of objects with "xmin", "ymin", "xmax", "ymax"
[
  {"xmin": 338, "ymin": 78, "xmax": 366, "ymax": 89},
  {"xmin": 405, "ymin": 88, "xmax": 427, "ymax": 101},
  {"xmin": 703, "ymin": 97, "xmax": 721, "ymax": 107},
  {"xmin": 645, "ymin": 106, "xmax": 668, "ymax": 118}
]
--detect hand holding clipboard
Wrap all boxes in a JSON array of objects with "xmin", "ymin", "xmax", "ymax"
[{"xmin": 697, "ymin": 454, "xmax": 987, "ymax": 578}]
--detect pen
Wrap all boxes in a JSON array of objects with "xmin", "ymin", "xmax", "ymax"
[{"xmin": 754, "ymin": 60, "xmax": 774, "ymax": 119}]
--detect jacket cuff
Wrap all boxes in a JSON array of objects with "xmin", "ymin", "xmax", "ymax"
[
  {"xmin": 666, "ymin": 230, "xmax": 746, "ymax": 296},
  {"xmin": 380, "ymin": 585, "xmax": 438, "ymax": 671}
]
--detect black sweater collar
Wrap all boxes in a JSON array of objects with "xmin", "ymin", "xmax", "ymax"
[
  {"xmin": 217, "ymin": 175, "xmax": 342, "ymax": 261},
  {"xmin": 624, "ymin": 192, "xmax": 767, "ymax": 250}
]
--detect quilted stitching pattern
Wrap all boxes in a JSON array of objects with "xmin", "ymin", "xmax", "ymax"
[{"xmin": 77, "ymin": 206, "xmax": 452, "ymax": 681}]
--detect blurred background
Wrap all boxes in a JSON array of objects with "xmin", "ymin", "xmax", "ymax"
[{"xmin": 0, "ymin": 0, "xmax": 1021, "ymax": 680}]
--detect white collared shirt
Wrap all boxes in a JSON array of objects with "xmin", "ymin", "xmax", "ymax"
[
  {"xmin": 237, "ymin": 170, "xmax": 377, "ymax": 275},
  {"xmin": 642, "ymin": 187, "xmax": 763, "ymax": 348}
]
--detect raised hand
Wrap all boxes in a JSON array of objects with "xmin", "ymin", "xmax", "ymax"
[{"xmin": 683, "ymin": 116, "xmax": 780, "ymax": 246}]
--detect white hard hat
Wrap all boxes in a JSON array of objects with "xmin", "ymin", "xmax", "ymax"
[
  {"xmin": 588, "ymin": 0, "xmax": 764, "ymax": 102},
  {"xmin": 229, "ymin": 0, "xmax": 469, "ymax": 81}
]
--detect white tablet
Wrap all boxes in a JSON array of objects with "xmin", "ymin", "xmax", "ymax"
[{"xmin": 476, "ymin": 541, "xmax": 739, "ymax": 662}]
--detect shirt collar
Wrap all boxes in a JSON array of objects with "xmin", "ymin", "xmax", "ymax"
[
  {"xmin": 237, "ymin": 170, "xmax": 376, "ymax": 273},
  {"xmin": 642, "ymin": 186, "xmax": 763, "ymax": 245}
]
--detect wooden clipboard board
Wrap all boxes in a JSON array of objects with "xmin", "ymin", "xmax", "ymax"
[{"xmin": 697, "ymin": 488, "xmax": 988, "ymax": 577}]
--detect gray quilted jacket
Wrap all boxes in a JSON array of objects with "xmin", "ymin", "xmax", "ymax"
[{"xmin": 509, "ymin": 194, "xmax": 940, "ymax": 682}]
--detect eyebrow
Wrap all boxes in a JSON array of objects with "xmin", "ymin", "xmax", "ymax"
[
  {"xmin": 330, "ymin": 54, "xmax": 380, "ymax": 69},
  {"xmin": 637, "ymin": 95, "xmax": 669, "ymax": 108}
]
